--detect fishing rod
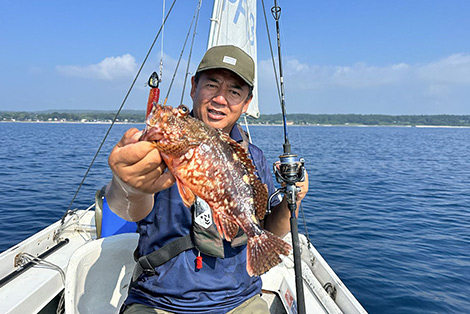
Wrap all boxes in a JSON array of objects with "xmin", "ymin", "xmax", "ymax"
[{"xmin": 269, "ymin": 2, "xmax": 307, "ymax": 314}]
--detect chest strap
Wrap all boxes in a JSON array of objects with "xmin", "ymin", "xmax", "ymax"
[{"xmin": 132, "ymin": 234, "xmax": 193, "ymax": 281}]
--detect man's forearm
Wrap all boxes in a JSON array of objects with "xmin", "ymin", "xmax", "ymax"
[{"xmin": 105, "ymin": 174, "xmax": 154, "ymax": 222}]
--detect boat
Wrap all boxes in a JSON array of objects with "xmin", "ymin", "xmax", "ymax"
[
  {"xmin": 0, "ymin": 209, "xmax": 366, "ymax": 314},
  {"xmin": 0, "ymin": 1, "xmax": 367, "ymax": 313}
]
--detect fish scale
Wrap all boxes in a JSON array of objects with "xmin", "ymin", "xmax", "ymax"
[{"xmin": 140, "ymin": 104, "xmax": 292, "ymax": 276}]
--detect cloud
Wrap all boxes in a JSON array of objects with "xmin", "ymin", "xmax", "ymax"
[
  {"xmin": 257, "ymin": 53, "xmax": 470, "ymax": 114},
  {"xmin": 260, "ymin": 53, "xmax": 470, "ymax": 91},
  {"xmin": 56, "ymin": 54, "xmax": 137, "ymax": 80},
  {"xmin": 418, "ymin": 53, "xmax": 470, "ymax": 85},
  {"xmin": 259, "ymin": 58, "xmax": 412, "ymax": 90}
]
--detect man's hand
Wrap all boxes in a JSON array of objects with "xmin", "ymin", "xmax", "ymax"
[
  {"xmin": 108, "ymin": 128, "xmax": 175, "ymax": 194},
  {"xmin": 106, "ymin": 128, "xmax": 176, "ymax": 221},
  {"xmin": 264, "ymin": 170, "xmax": 309, "ymax": 238},
  {"xmin": 274, "ymin": 161, "xmax": 309, "ymax": 203},
  {"xmin": 295, "ymin": 171, "xmax": 309, "ymax": 203}
]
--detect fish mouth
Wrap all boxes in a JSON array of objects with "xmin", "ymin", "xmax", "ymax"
[{"xmin": 208, "ymin": 108, "xmax": 226, "ymax": 120}]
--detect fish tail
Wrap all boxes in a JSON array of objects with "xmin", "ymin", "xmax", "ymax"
[{"xmin": 246, "ymin": 231, "xmax": 292, "ymax": 276}]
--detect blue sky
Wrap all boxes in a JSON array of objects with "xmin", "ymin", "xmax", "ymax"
[{"xmin": 1, "ymin": 0, "xmax": 470, "ymax": 115}]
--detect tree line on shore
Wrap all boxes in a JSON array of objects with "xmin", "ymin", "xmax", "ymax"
[{"xmin": 2, "ymin": 110, "xmax": 470, "ymax": 126}]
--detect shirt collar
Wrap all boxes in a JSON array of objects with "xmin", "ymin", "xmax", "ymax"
[{"xmin": 229, "ymin": 124, "xmax": 243, "ymax": 143}]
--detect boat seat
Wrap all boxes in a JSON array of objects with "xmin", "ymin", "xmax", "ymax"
[{"xmin": 64, "ymin": 233, "xmax": 139, "ymax": 314}]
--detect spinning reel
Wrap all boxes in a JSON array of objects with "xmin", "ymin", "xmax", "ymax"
[{"xmin": 268, "ymin": 153, "xmax": 306, "ymax": 213}]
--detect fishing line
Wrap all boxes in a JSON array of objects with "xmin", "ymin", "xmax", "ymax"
[
  {"xmin": 271, "ymin": 1, "xmax": 290, "ymax": 153},
  {"xmin": 60, "ymin": 0, "xmax": 177, "ymax": 224},
  {"xmin": 261, "ymin": 0, "xmax": 282, "ymax": 105},
  {"xmin": 159, "ymin": 0, "xmax": 166, "ymax": 83}
]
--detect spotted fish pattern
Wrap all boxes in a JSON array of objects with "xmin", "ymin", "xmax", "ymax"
[{"xmin": 140, "ymin": 104, "xmax": 291, "ymax": 276}]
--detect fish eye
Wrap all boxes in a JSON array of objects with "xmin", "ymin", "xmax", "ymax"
[{"xmin": 178, "ymin": 105, "xmax": 189, "ymax": 116}]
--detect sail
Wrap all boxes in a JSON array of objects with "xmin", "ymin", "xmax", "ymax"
[{"xmin": 207, "ymin": 0, "xmax": 259, "ymax": 118}]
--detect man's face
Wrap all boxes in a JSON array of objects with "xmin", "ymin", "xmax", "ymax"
[{"xmin": 190, "ymin": 69, "xmax": 252, "ymax": 134}]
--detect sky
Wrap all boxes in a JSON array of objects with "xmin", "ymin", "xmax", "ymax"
[{"xmin": 1, "ymin": 0, "xmax": 470, "ymax": 115}]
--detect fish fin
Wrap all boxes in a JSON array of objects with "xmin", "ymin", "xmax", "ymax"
[
  {"xmin": 221, "ymin": 215, "xmax": 239, "ymax": 241},
  {"xmin": 218, "ymin": 130, "xmax": 268, "ymax": 219},
  {"xmin": 253, "ymin": 180, "xmax": 268, "ymax": 220},
  {"xmin": 246, "ymin": 231, "xmax": 292, "ymax": 277},
  {"xmin": 212, "ymin": 209, "xmax": 239, "ymax": 241},
  {"xmin": 211, "ymin": 209, "xmax": 225, "ymax": 238},
  {"xmin": 175, "ymin": 178, "xmax": 195, "ymax": 207},
  {"xmin": 218, "ymin": 131, "xmax": 258, "ymax": 173}
]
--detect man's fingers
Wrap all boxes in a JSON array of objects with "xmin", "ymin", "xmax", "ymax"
[
  {"xmin": 111, "ymin": 141, "xmax": 158, "ymax": 168},
  {"xmin": 151, "ymin": 171, "xmax": 176, "ymax": 193},
  {"xmin": 117, "ymin": 128, "xmax": 143, "ymax": 147}
]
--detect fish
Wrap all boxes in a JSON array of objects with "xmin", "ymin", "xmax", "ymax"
[{"xmin": 140, "ymin": 104, "xmax": 292, "ymax": 276}]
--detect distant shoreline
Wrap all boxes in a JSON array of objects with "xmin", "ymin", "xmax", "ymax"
[
  {"xmin": 2, "ymin": 120, "xmax": 470, "ymax": 129},
  {"xmin": 0, "ymin": 120, "xmax": 141, "ymax": 125},
  {"xmin": 3, "ymin": 111, "xmax": 470, "ymax": 128}
]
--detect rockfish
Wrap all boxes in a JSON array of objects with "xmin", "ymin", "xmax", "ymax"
[{"xmin": 140, "ymin": 104, "xmax": 291, "ymax": 276}]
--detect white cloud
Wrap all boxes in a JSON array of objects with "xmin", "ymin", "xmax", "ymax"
[
  {"xmin": 418, "ymin": 53, "xmax": 470, "ymax": 85},
  {"xmin": 257, "ymin": 53, "xmax": 470, "ymax": 114},
  {"xmin": 56, "ymin": 54, "xmax": 137, "ymax": 80},
  {"xmin": 261, "ymin": 53, "xmax": 470, "ymax": 91},
  {"xmin": 259, "ymin": 58, "xmax": 412, "ymax": 90}
]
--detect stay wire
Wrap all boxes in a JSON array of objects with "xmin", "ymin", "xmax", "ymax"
[
  {"xmin": 60, "ymin": 0, "xmax": 178, "ymax": 224},
  {"xmin": 180, "ymin": 0, "xmax": 202, "ymax": 106}
]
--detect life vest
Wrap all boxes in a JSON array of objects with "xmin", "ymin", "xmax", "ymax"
[{"xmin": 132, "ymin": 124, "xmax": 253, "ymax": 281}]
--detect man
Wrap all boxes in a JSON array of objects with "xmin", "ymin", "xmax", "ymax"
[{"xmin": 106, "ymin": 45, "xmax": 308, "ymax": 313}]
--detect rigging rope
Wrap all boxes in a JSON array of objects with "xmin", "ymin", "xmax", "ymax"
[
  {"xmin": 163, "ymin": 1, "xmax": 202, "ymax": 104},
  {"xmin": 243, "ymin": 114, "xmax": 252, "ymax": 143},
  {"xmin": 16, "ymin": 252, "xmax": 66, "ymax": 284},
  {"xmin": 179, "ymin": 0, "xmax": 202, "ymax": 106},
  {"xmin": 60, "ymin": 0, "xmax": 178, "ymax": 224}
]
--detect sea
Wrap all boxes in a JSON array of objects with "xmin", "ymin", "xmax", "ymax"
[{"xmin": 0, "ymin": 122, "xmax": 469, "ymax": 314}]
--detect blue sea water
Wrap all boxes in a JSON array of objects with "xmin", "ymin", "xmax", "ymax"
[{"xmin": 0, "ymin": 122, "xmax": 469, "ymax": 313}]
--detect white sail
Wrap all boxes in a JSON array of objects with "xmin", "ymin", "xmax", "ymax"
[{"xmin": 207, "ymin": 0, "xmax": 259, "ymax": 118}]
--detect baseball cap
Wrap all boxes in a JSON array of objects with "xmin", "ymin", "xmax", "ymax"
[{"xmin": 196, "ymin": 45, "xmax": 255, "ymax": 87}]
